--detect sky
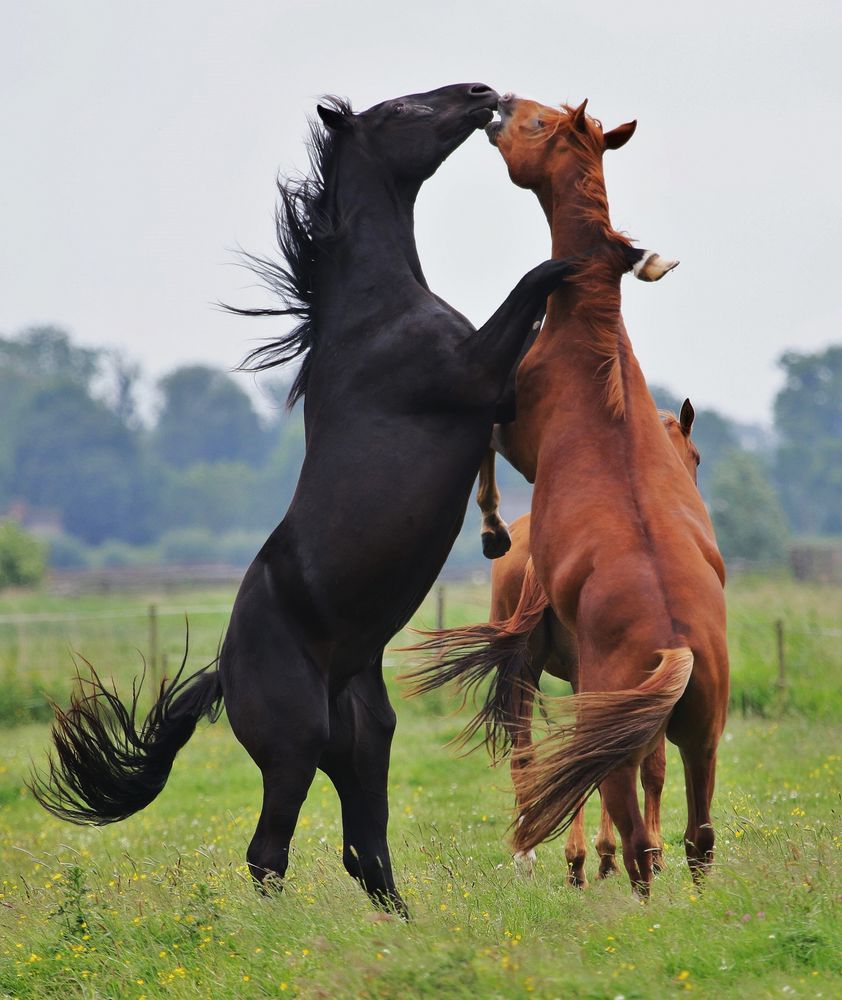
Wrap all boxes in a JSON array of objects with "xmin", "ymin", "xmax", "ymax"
[{"xmin": 3, "ymin": 1, "xmax": 841, "ymax": 426}]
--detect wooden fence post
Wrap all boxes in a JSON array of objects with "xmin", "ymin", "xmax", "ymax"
[
  {"xmin": 775, "ymin": 619, "xmax": 786, "ymax": 690},
  {"xmin": 148, "ymin": 604, "xmax": 159, "ymax": 691},
  {"xmin": 436, "ymin": 585, "xmax": 445, "ymax": 631}
]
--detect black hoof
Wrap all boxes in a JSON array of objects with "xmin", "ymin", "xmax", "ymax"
[{"xmin": 481, "ymin": 527, "xmax": 512, "ymax": 560}]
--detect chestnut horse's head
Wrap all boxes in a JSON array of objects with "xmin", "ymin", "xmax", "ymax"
[
  {"xmin": 662, "ymin": 399, "xmax": 701, "ymax": 485},
  {"xmin": 487, "ymin": 93, "xmax": 636, "ymax": 194}
]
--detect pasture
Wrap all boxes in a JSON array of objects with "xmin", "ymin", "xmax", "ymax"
[{"xmin": 1, "ymin": 576, "xmax": 840, "ymax": 998}]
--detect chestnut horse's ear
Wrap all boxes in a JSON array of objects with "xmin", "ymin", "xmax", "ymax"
[
  {"xmin": 679, "ymin": 398, "xmax": 695, "ymax": 436},
  {"xmin": 571, "ymin": 99, "xmax": 589, "ymax": 133},
  {"xmin": 317, "ymin": 104, "xmax": 352, "ymax": 132},
  {"xmin": 603, "ymin": 120, "xmax": 637, "ymax": 150}
]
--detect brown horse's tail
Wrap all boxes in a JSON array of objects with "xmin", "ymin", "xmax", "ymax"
[
  {"xmin": 512, "ymin": 647, "xmax": 693, "ymax": 854},
  {"xmin": 399, "ymin": 565, "xmax": 549, "ymax": 758}
]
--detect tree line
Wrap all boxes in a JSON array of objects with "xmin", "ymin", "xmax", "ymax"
[{"xmin": 0, "ymin": 325, "xmax": 839, "ymax": 577}]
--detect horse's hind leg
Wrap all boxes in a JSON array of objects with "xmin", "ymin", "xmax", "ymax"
[
  {"xmin": 564, "ymin": 807, "xmax": 588, "ymax": 888},
  {"xmin": 510, "ymin": 679, "xmax": 538, "ymax": 875},
  {"xmin": 641, "ymin": 738, "xmax": 666, "ymax": 873},
  {"xmin": 600, "ymin": 763, "xmax": 656, "ymax": 897},
  {"xmin": 320, "ymin": 667, "xmax": 407, "ymax": 917},
  {"xmin": 595, "ymin": 790, "xmax": 620, "ymax": 879},
  {"xmin": 680, "ymin": 743, "xmax": 717, "ymax": 885},
  {"xmin": 477, "ymin": 448, "xmax": 511, "ymax": 559},
  {"xmin": 223, "ymin": 639, "xmax": 330, "ymax": 888}
]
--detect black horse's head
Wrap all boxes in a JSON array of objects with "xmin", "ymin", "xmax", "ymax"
[{"xmin": 317, "ymin": 83, "xmax": 498, "ymax": 187}]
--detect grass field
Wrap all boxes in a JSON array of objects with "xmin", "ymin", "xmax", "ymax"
[{"xmin": 1, "ymin": 576, "xmax": 840, "ymax": 998}]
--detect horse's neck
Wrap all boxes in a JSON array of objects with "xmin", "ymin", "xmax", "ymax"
[
  {"xmin": 320, "ymin": 147, "xmax": 428, "ymax": 302},
  {"xmin": 537, "ymin": 167, "xmax": 611, "ymax": 260},
  {"xmin": 509, "ymin": 264, "xmax": 636, "ymax": 471}
]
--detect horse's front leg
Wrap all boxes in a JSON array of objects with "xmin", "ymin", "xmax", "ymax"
[
  {"xmin": 465, "ymin": 257, "xmax": 578, "ymax": 393},
  {"xmin": 477, "ymin": 446, "xmax": 511, "ymax": 559}
]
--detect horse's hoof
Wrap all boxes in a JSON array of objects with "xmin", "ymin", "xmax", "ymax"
[
  {"xmin": 598, "ymin": 856, "xmax": 620, "ymax": 879},
  {"xmin": 633, "ymin": 250, "xmax": 680, "ymax": 282},
  {"xmin": 513, "ymin": 848, "xmax": 537, "ymax": 877},
  {"xmin": 482, "ymin": 527, "xmax": 512, "ymax": 560}
]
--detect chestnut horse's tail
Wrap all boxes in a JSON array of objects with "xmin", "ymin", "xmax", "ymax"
[
  {"xmin": 400, "ymin": 565, "xmax": 549, "ymax": 757},
  {"xmin": 29, "ymin": 642, "xmax": 224, "ymax": 826},
  {"xmin": 511, "ymin": 647, "xmax": 693, "ymax": 854}
]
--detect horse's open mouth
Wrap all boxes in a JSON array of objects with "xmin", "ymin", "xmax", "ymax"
[
  {"xmin": 486, "ymin": 119, "xmax": 502, "ymax": 145},
  {"xmin": 470, "ymin": 106, "xmax": 496, "ymax": 128}
]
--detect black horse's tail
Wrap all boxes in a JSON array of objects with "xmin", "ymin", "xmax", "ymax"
[{"xmin": 29, "ymin": 645, "xmax": 224, "ymax": 826}]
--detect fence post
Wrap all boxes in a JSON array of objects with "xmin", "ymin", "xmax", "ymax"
[
  {"xmin": 775, "ymin": 619, "xmax": 786, "ymax": 690},
  {"xmin": 148, "ymin": 604, "xmax": 159, "ymax": 691},
  {"xmin": 436, "ymin": 584, "xmax": 446, "ymax": 631}
]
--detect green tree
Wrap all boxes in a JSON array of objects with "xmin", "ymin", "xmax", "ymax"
[
  {"xmin": 154, "ymin": 366, "xmax": 268, "ymax": 468},
  {"xmin": 0, "ymin": 520, "xmax": 46, "ymax": 588},
  {"xmin": 774, "ymin": 347, "xmax": 842, "ymax": 535},
  {"xmin": 12, "ymin": 381, "xmax": 151, "ymax": 545},
  {"xmin": 159, "ymin": 462, "xmax": 263, "ymax": 534},
  {"xmin": 0, "ymin": 325, "xmax": 100, "ymax": 386},
  {"xmin": 710, "ymin": 451, "xmax": 789, "ymax": 564}
]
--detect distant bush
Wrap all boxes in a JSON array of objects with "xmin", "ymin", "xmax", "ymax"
[
  {"xmin": 159, "ymin": 527, "xmax": 219, "ymax": 565},
  {"xmin": 0, "ymin": 520, "xmax": 46, "ymax": 588},
  {"xmin": 47, "ymin": 532, "xmax": 93, "ymax": 569},
  {"xmin": 94, "ymin": 539, "xmax": 158, "ymax": 569},
  {"xmin": 0, "ymin": 669, "xmax": 53, "ymax": 726},
  {"xmin": 215, "ymin": 530, "xmax": 265, "ymax": 566},
  {"xmin": 710, "ymin": 451, "xmax": 789, "ymax": 564}
]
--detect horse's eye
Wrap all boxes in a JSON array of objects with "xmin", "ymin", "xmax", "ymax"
[
  {"xmin": 394, "ymin": 102, "xmax": 406, "ymax": 115},
  {"xmin": 535, "ymin": 119, "xmax": 546, "ymax": 129}
]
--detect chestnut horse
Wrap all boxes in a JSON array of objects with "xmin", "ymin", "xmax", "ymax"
[
  {"xmin": 409, "ymin": 96, "xmax": 728, "ymax": 895},
  {"xmin": 410, "ymin": 406, "xmax": 700, "ymax": 886}
]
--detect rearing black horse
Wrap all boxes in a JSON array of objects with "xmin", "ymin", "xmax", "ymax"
[{"xmin": 32, "ymin": 84, "xmax": 592, "ymax": 915}]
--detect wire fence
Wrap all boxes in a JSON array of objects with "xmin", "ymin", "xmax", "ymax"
[{"xmin": 1, "ymin": 582, "xmax": 839, "ymax": 696}]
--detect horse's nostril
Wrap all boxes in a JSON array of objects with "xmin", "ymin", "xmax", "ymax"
[{"xmin": 468, "ymin": 84, "xmax": 495, "ymax": 98}]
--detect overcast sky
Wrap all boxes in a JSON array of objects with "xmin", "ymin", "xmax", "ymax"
[{"xmin": 3, "ymin": 1, "xmax": 841, "ymax": 425}]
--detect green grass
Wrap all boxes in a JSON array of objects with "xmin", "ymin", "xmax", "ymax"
[{"xmin": 1, "ymin": 575, "xmax": 841, "ymax": 998}]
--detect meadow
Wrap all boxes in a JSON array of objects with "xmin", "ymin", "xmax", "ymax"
[{"xmin": 0, "ymin": 575, "xmax": 840, "ymax": 998}]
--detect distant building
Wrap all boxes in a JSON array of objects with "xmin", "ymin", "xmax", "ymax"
[{"xmin": 2, "ymin": 501, "xmax": 63, "ymax": 539}]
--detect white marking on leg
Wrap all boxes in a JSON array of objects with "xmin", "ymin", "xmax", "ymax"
[{"xmin": 513, "ymin": 848, "xmax": 537, "ymax": 876}]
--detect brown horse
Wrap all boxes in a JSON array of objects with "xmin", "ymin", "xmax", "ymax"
[
  {"xmin": 495, "ymin": 406, "xmax": 700, "ymax": 887},
  {"xmin": 411, "ymin": 406, "xmax": 699, "ymax": 886},
  {"xmin": 408, "ymin": 95, "xmax": 728, "ymax": 895}
]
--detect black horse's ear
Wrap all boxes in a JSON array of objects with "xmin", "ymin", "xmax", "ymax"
[
  {"xmin": 571, "ymin": 99, "xmax": 589, "ymax": 133},
  {"xmin": 680, "ymin": 398, "xmax": 695, "ymax": 436},
  {"xmin": 317, "ymin": 104, "xmax": 352, "ymax": 132},
  {"xmin": 604, "ymin": 119, "xmax": 637, "ymax": 150}
]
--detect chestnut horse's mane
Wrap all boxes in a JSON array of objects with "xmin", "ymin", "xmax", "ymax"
[{"xmin": 540, "ymin": 104, "xmax": 634, "ymax": 419}]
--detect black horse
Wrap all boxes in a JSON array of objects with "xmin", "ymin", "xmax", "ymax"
[{"xmin": 32, "ymin": 84, "xmax": 611, "ymax": 915}]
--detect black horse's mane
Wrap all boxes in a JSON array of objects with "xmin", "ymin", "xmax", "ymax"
[{"xmin": 228, "ymin": 96, "xmax": 352, "ymax": 406}]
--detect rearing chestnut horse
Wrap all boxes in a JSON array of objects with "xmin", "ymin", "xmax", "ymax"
[
  {"xmin": 408, "ymin": 405, "xmax": 700, "ymax": 888},
  {"xmin": 410, "ymin": 95, "xmax": 729, "ymax": 895},
  {"xmin": 31, "ymin": 84, "xmax": 611, "ymax": 916}
]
